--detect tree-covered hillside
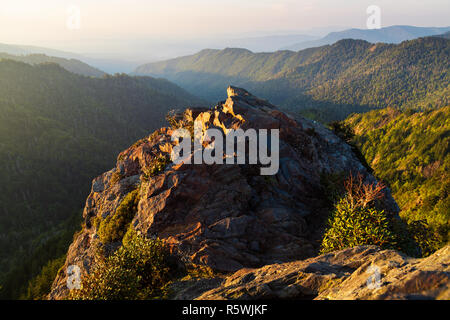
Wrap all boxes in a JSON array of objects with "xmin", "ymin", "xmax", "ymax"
[
  {"xmin": 136, "ymin": 37, "xmax": 449, "ymax": 122},
  {"xmin": 344, "ymin": 107, "xmax": 449, "ymax": 249},
  {"xmin": 0, "ymin": 53, "xmax": 106, "ymax": 77},
  {"xmin": 0, "ymin": 60, "xmax": 204, "ymax": 298}
]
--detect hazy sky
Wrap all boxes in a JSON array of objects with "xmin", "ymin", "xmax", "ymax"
[{"xmin": 0, "ymin": 0, "xmax": 449, "ymax": 57}]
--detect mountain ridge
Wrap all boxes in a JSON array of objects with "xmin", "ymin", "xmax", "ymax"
[
  {"xmin": 135, "ymin": 36, "xmax": 450, "ymax": 122},
  {"xmin": 0, "ymin": 52, "xmax": 106, "ymax": 77},
  {"xmin": 0, "ymin": 42, "xmax": 139, "ymax": 74},
  {"xmin": 283, "ymin": 25, "xmax": 450, "ymax": 51}
]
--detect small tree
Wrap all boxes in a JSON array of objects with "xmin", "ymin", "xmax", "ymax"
[
  {"xmin": 97, "ymin": 189, "xmax": 140, "ymax": 243},
  {"xmin": 69, "ymin": 229, "xmax": 183, "ymax": 300},
  {"xmin": 320, "ymin": 174, "xmax": 398, "ymax": 254}
]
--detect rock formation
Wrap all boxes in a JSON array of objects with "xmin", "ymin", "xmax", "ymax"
[
  {"xmin": 189, "ymin": 245, "xmax": 450, "ymax": 300},
  {"xmin": 49, "ymin": 86, "xmax": 402, "ymax": 299}
]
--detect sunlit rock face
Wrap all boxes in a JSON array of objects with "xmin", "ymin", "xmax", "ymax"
[
  {"xmin": 194, "ymin": 245, "xmax": 450, "ymax": 300},
  {"xmin": 49, "ymin": 86, "xmax": 397, "ymax": 299}
]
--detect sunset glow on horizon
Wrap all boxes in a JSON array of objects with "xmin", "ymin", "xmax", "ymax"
[{"xmin": 0, "ymin": 0, "xmax": 448, "ymax": 58}]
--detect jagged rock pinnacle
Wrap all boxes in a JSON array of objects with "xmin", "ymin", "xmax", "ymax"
[{"xmin": 48, "ymin": 87, "xmax": 398, "ymax": 299}]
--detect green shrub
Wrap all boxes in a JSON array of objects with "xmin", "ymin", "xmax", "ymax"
[
  {"xmin": 320, "ymin": 198, "xmax": 397, "ymax": 254},
  {"xmin": 97, "ymin": 189, "xmax": 140, "ymax": 243},
  {"xmin": 320, "ymin": 174, "xmax": 417, "ymax": 255},
  {"xmin": 142, "ymin": 153, "xmax": 171, "ymax": 181},
  {"xmin": 69, "ymin": 229, "xmax": 183, "ymax": 300}
]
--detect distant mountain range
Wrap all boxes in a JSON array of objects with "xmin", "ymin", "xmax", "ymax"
[
  {"xmin": 2, "ymin": 25, "xmax": 448, "ymax": 74},
  {"xmin": 0, "ymin": 52, "xmax": 106, "ymax": 77},
  {"xmin": 135, "ymin": 36, "xmax": 450, "ymax": 122},
  {"xmin": 0, "ymin": 43, "xmax": 141, "ymax": 74},
  {"xmin": 283, "ymin": 25, "xmax": 450, "ymax": 51},
  {"xmin": 0, "ymin": 43, "xmax": 76, "ymax": 59}
]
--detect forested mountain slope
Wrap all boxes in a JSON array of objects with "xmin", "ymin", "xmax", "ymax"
[
  {"xmin": 0, "ymin": 60, "xmax": 204, "ymax": 298},
  {"xmin": 0, "ymin": 53, "xmax": 106, "ymax": 77},
  {"xmin": 136, "ymin": 37, "xmax": 449, "ymax": 122},
  {"xmin": 345, "ymin": 107, "xmax": 449, "ymax": 249}
]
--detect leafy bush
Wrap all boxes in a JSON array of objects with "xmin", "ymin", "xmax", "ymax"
[
  {"xmin": 69, "ymin": 229, "xmax": 184, "ymax": 300},
  {"xmin": 320, "ymin": 199, "xmax": 397, "ymax": 254},
  {"xmin": 142, "ymin": 153, "xmax": 171, "ymax": 181},
  {"xmin": 320, "ymin": 174, "xmax": 410, "ymax": 254},
  {"xmin": 97, "ymin": 189, "xmax": 140, "ymax": 243}
]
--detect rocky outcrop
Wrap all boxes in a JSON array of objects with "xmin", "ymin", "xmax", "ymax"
[
  {"xmin": 49, "ymin": 86, "xmax": 397, "ymax": 299},
  {"xmin": 189, "ymin": 245, "xmax": 450, "ymax": 300}
]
